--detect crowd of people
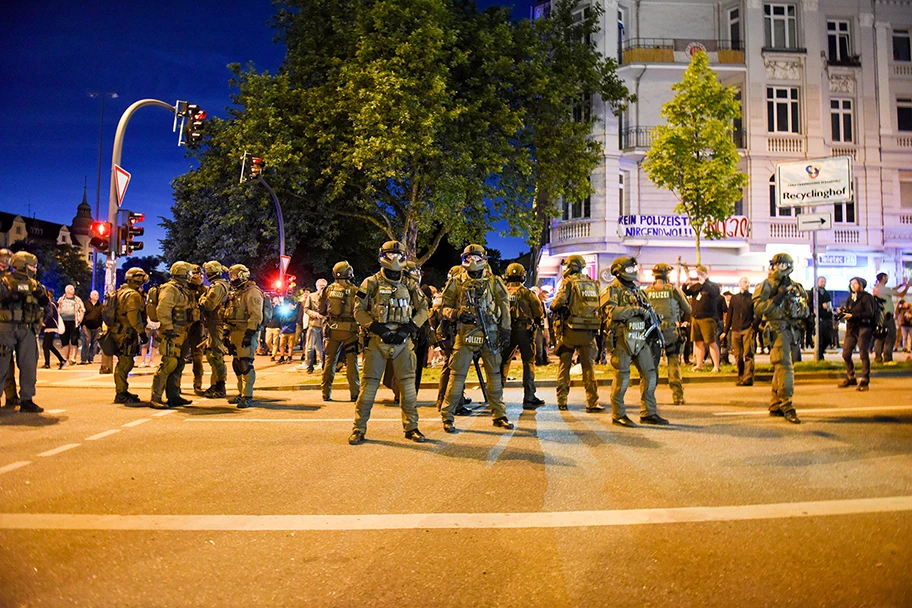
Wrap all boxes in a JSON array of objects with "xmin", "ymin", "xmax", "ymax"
[{"xmin": 1, "ymin": 245, "xmax": 909, "ymax": 437}]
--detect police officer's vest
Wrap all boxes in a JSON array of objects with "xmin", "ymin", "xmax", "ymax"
[
  {"xmin": 203, "ymin": 279, "xmax": 230, "ymax": 327},
  {"xmin": 564, "ymin": 276, "xmax": 601, "ymax": 331},
  {"xmin": 646, "ymin": 283, "xmax": 682, "ymax": 343},
  {"xmin": 224, "ymin": 282, "xmax": 266, "ymax": 327},
  {"xmin": 455, "ymin": 274, "xmax": 497, "ymax": 320},
  {"xmin": 365, "ymin": 274, "xmax": 413, "ymax": 325},
  {"xmin": 114, "ymin": 286, "xmax": 146, "ymax": 332},
  {"xmin": 158, "ymin": 281, "xmax": 194, "ymax": 327},
  {"xmin": 324, "ymin": 281, "xmax": 358, "ymax": 334},
  {"xmin": 0, "ymin": 273, "xmax": 43, "ymax": 325},
  {"xmin": 506, "ymin": 283, "xmax": 535, "ymax": 326},
  {"xmin": 606, "ymin": 281, "xmax": 649, "ymax": 356}
]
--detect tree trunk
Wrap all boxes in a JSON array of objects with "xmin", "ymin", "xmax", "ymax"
[
  {"xmin": 694, "ymin": 226, "xmax": 702, "ymax": 266},
  {"xmin": 529, "ymin": 188, "xmax": 552, "ymax": 287}
]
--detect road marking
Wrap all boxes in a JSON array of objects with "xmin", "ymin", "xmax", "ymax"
[
  {"xmin": 122, "ymin": 418, "xmax": 151, "ymax": 428},
  {"xmin": 183, "ymin": 418, "xmax": 403, "ymax": 423},
  {"xmin": 85, "ymin": 430, "xmax": 121, "ymax": 441},
  {"xmin": 0, "ymin": 496, "xmax": 909, "ymax": 531},
  {"xmin": 714, "ymin": 405, "xmax": 912, "ymax": 417},
  {"xmin": 0, "ymin": 461, "xmax": 31, "ymax": 475},
  {"xmin": 37, "ymin": 444, "xmax": 80, "ymax": 457},
  {"xmin": 45, "ymin": 409, "xmax": 67, "ymax": 414},
  {"xmin": 152, "ymin": 410, "xmax": 177, "ymax": 417}
]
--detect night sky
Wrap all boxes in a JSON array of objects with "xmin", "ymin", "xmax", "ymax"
[{"xmin": 2, "ymin": 0, "xmax": 535, "ymax": 263}]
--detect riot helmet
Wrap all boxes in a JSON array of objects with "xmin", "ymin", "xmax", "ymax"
[
  {"xmin": 228, "ymin": 264, "xmax": 250, "ymax": 287},
  {"xmin": 505, "ymin": 263, "xmax": 526, "ymax": 283},
  {"xmin": 125, "ymin": 267, "xmax": 149, "ymax": 288},
  {"xmin": 379, "ymin": 241, "xmax": 406, "ymax": 281},
  {"xmin": 332, "ymin": 261, "xmax": 354, "ymax": 280},
  {"xmin": 562, "ymin": 254, "xmax": 586, "ymax": 278},
  {"xmin": 652, "ymin": 263, "xmax": 673, "ymax": 280},
  {"xmin": 610, "ymin": 256, "xmax": 639, "ymax": 284},
  {"xmin": 189, "ymin": 264, "xmax": 203, "ymax": 286},
  {"xmin": 0, "ymin": 248, "xmax": 12, "ymax": 271},
  {"xmin": 203, "ymin": 261, "xmax": 227, "ymax": 281},
  {"xmin": 10, "ymin": 251, "xmax": 38, "ymax": 278},
  {"xmin": 461, "ymin": 244, "xmax": 487, "ymax": 273},
  {"xmin": 169, "ymin": 261, "xmax": 194, "ymax": 285},
  {"xmin": 768, "ymin": 253, "xmax": 794, "ymax": 280}
]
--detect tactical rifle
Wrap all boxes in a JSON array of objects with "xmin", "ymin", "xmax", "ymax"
[
  {"xmin": 472, "ymin": 352, "xmax": 489, "ymax": 405},
  {"xmin": 465, "ymin": 286, "xmax": 495, "ymax": 350},
  {"xmin": 635, "ymin": 290, "xmax": 665, "ymax": 350}
]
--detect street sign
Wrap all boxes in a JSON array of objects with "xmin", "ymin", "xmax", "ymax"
[
  {"xmin": 280, "ymin": 255, "xmax": 291, "ymax": 274},
  {"xmin": 114, "ymin": 165, "xmax": 131, "ymax": 207},
  {"xmin": 776, "ymin": 156, "xmax": 853, "ymax": 208},
  {"xmin": 797, "ymin": 212, "xmax": 833, "ymax": 232}
]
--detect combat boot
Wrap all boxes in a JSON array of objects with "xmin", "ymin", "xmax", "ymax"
[
  {"xmin": 857, "ymin": 379, "xmax": 869, "ymax": 392},
  {"xmin": 150, "ymin": 376, "xmax": 166, "ymax": 409},
  {"xmin": 404, "ymin": 429, "xmax": 426, "ymax": 443},
  {"xmin": 168, "ymin": 396, "xmax": 193, "ymax": 407},
  {"xmin": 114, "ymin": 392, "xmax": 134, "ymax": 404},
  {"xmin": 348, "ymin": 430, "xmax": 365, "ymax": 445},
  {"xmin": 203, "ymin": 382, "xmax": 226, "ymax": 398},
  {"xmin": 193, "ymin": 385, "xmax": 206, "ymax": 396},
  {"xmin": 18, "ymin": 400, "xmax": 44, "ymax": 413},
  {"xmin": 838, "ymin": 376, "xmax": 857, "ymax": 388},
  {"xmin": 493, "ymin": 417, "xmax": 514, "ymax": 430},
  {"xmin": 236, "ymin": 397, "xmax": 253, "ymax": 409}
]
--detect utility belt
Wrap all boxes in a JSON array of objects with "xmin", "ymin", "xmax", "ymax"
[
  {"xmin": 326, "ymin": 319, "xmax": 357, "ymax": 333},
  {"xmin": 565, "ymin": 315, "xmax": 601, "ymax": 331},
  {"xmin": 0, "ymin": 308, "xmax": 41, "ymax": 323}
]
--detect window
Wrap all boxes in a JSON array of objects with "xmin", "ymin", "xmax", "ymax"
[
  {"xmin": 900, "ymin": 173, "xmax": 912, "ymax": 208},
  {"xmin": 572, "ymin": 6, "xmax": 593, "ymax": 47},
  {"xmin": 894, "ymin": 29, "xmax": 911, "ymax": 62},
  {"xmin": 619, "ymin": 171, "xmax": 628, "ymax": 216},
  {"xmin": 728, "ymin": 8, "xmax": 742, "ymax": 51},
  {"xmin": 617, "ymin": 8, "xmax": 626, "ymax": 61},
  {"xmin": 563, "ymin": 196, "xmax": 591, "ymax": 220},
  {"xmin": 827, "ymin": 20, "xmax": 851, "ymax": 63},
  {"xmin": 764, "ymin": 4, "xmax": 797, "ymax": 49},
  {"xmin": 767, "ymin": 87, "xmax": 800, "ymax": 133},
  {"xmin": 572, "ymin": 94, "xmax": 592, "ymax": 123},
  {"xmin": 833, "ymin": 201, "xmax": 856, "ymax": 224},
  {"xmin": 898, "ymin": 98, "xmax": 912, "ymax": 132},
  {"xmin": 830, "ymin": 98, "xmax": 853, "ymax": 142},
  {"xmin": 770, "ymin": 175, "xmax": 793, "ymax": 217},
  {"xmin": 733, "ymin": 90, "xmax": 744, "ymax": 147},
  {"xmin": 734, "ymin": 197, "xmax": 744, "ymax": 215}
]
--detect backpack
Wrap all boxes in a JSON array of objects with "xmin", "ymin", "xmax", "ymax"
[
  {"xmin": 566, "ymin": 277, "xmax": 602, "ymax": 331},
  {"xmin": 102, "ymin": 292, "xmax": 118, "ymax": 327},
  {"xmin": 872, "ymin": 296, "xmax": 888, "ymax": 339},
  {"xmin": 145, "ymin": 286, "xmax": 160, "ymax": 323}
]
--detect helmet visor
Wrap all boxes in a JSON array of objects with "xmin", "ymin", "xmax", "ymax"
[
  {"xmin": 382, "ymin": 252, "xmax": 405, "ymax": 263},
  {"xmin": 625, "ymin": 264, "xmax": 638, "ymax": 275},
  {"xmin": 772, "ymin": 262, "xmax": 791, "ymax": 271},
  {"xmin": 462, "ymin": 254, "xmax": 484, "ymax": 264}
]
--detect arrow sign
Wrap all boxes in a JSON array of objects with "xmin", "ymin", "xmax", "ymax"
[
  {"xmin": 796, "ymin": 212, "xmax": 832, "ymax": 232},
  {"xmin": 114, "ymin": 165, "xmax": 131, "ymax": 207},
  {"xmin": 280, "ymin": 255, "xmax": 291, "ymax": 274}
]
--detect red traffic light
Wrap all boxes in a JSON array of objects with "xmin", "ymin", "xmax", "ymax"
[
  {"xmin": 194, "ymin": 110, "xmax": 207, "ymax": 120},
  {"xmin": 273, "ymin": 278, "xmax": 284, "ymax": 290},
  {"xmin": 91, "ymin": 221, "xmax": 111, "ymax": 237}
]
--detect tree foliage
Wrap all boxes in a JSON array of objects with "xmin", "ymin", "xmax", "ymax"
[
  {"xmin": 10, "ymin": 240, "xmax": 91, "ymax": 299},
  {"xmin": 641, "ymin": 51, "xmax": 747, "ymax": 264}
]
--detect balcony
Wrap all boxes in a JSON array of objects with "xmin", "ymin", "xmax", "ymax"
[
  {"xmin": 621, "ymin": 39, "xmax": 744, "ymax": 65},
  {"xmin": 826, "ymin": 55, "xmax": 861, "ymax": 68},
  {"xmin": 620, "ymin": 126, "xmax": 745, "ymax": 151}
]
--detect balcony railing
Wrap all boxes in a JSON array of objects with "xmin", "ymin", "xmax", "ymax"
[
  {"xmin": 620, "ymin": 39, "xmax": 744, "ymax": 65},
  {"xmin": 621, "ymin": 126, "xmax": 746, "ymax": 151},
  {"xmin": 827, "ymin": 55, "xmax": 861, "ymax": 67}
]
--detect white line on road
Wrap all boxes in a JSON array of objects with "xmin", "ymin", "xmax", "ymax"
[
  {"xmin": 37, "ymin": 444, "xmax": 80, "ymax": 457},
  {"xmin": 1, "ymin": 496, "xmax": 909, "ymax": 531},
  {"xmin": 714, "ymin": 405, "xmax": 912, "ymax": 417},
  {"xmin": 0, "ymin": 461, "xmax": 32, "ymax": 475},
  {"xmin": 183, "ymin": 418, "xmax": 402, "ymax": 423},
  {"xmin": 122, "ymin": 419, "xmax": 151, "ymax": 428},
  {"xmin": 152, "ymin": 410, "xmax": 177, "ymax": 417},
  {"xmin": 44, "ymin": 409, "xmax": 67, "ymax": 414},
  {"xmin": 85, "ymin": 430, "xmax": 121, "ymax": 441}
]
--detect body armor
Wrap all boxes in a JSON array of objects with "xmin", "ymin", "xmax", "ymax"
[
  {"xmin": 0, "ymin": 274, "xmax": 44, "ymax": 325},
  {"xmin": 646, "ymin": 283, "xmax": 684, "ymax": 344},
  {"xmin": 564, "ymin": 276, "xmax": 601, "ymax": 331},
  {"xmin": 604, "ymin": 280, "xmax": 649, "ymax": 356}
]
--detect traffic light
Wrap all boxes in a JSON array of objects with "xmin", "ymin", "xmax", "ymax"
[
  {"xmin": 250, "ymin": 157, "xmax": 264, "ymax": 179},
  {"xmin": 124, "ymin": 212, "xmax": 145, "ymax": 255},
  {"xmin": 185, "ymin": 104, "xmax": 206, "ymax": 145},
  {"xmin": 90, "ymin": 221, "xmax": 113, "ymax": 254}
]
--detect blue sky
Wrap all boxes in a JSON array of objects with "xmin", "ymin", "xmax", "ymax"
[{"xmin": 1, "ymin": 0, "xmax": 534, "ymax": 261}]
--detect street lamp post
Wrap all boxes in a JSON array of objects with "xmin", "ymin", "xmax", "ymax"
[{"xmin": 88, "ymin": 91, "xmax": 118, "ymax": 296}]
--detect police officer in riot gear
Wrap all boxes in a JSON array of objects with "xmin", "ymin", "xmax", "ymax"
[
  {"xmin": 349, "ymin": 241, "xmax": 429, "ymax": 444},
  {"xmin": 200, "ymin": 261, "xmax": 230, "ymax": 398},
  {"xmin": 0, "ymin": 248, "xmax": 21, "ymax": 409},
  {"xmin": 433, "ymin": 265, "xmax": 472, "ymax": 414},
  {"xmin": 224, "ymin": 264, "xmax": 264, "ymax": 409},
  {"xmin": 186, "ymin": 264, "xmax": 207, "ymax": 396},
  {"xmin": 550, "ymin": 254, "xmax": 605, "ymax": 413},
  {"xmin": 405, "ymin": 261, "xmax": 432, "ymax": 393},
  {"xmin": 112, "ymin": 268, "xmax": 149, "ymax": 404},
  {"xmin": 151, "ymin": 261, "xmax": 196, "ymax": 409},
  {"xmin": 645, "ymin": 263, "xmax": 692, "ymax": 405},
  {"xmin": 501, "ymin": 262, "xmax": 545, "ymax": 409},
  {"xmin": 0, "ymin": 251, "xmax": 50, "ymax": 413},
  {"xmin": 753, "ymin": 253, "xmax": 808, "ymax": 424},
  {"xmin": 601, "ymin": 256, "xmax": 668, "ymax": 427},
  {"xmin": 319, "ymin": 261, "xmax": 360, "ymax": 402},
  {"xmin": 440, "ymin": 244, "xmax": 514, "ymax": 433}
]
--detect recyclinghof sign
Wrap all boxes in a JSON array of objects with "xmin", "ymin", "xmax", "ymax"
[{"xmin": 776, "ymin": 156, "xmax": 853, "ymax": 208}]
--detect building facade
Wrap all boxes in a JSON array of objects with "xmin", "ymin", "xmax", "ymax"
[
  {"xmin": 536, "ymin": 0, "xmax": 912, "ymax": 292},
  {"xmin": 0, "ymin": 188, "xmax": 95, "ymax": 262}
]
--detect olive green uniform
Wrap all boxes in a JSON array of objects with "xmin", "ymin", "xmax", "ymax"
[
  {"xmin": 753, "ymin": 276, "xmax": 808, "ymax": 416},
  {"xmin": 152, "ymin": 281, "xmax": 194, "ymax": 404},
  {"xmin": 200, "ymin": 278, "xmax": 230, "ymax": 387},
  {"xmin": 551, "ymin": 274, "xmax": 602, "ymax": 410},
  {"xmin": 501, "ymin": 282, "xmax": 544, "ymax": 404},
  {"xmin": 112, "ymin": 285, "xmax": 146, "ymax": 396},
  {"xmin": 319, "ymin": 279, "xmax": 360, "ymax": 401},
  {"xmin": 602, "ymin": 278, "xmax": 659, "ymax": 418},
  {"xmin": 352, "ymin": 272, "xmax": 428, "ymax": 434},
  {"xmin": 0, "ymin": 271, "xmax": 47, "ymax": 405},
  {"xmin": 440, "ymin": 270, "xmax": 510, "ymax": 423},
  {"xmin": 645, "ymin": 280, "xmax": 691, "ymax": 404},
  {"xmin": 186, "ymin": 283, "xmax": 207, "ymax": 392},
  {"xmin": 224, "ymin": 281, "xmax": 264, "ymax": 399}
]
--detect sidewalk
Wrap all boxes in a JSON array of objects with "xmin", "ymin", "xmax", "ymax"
[{"xmin": 32, "ymin": 348, "xmax": 912, "ymax": 392}]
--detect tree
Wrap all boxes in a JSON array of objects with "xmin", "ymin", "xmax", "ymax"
[
  {"xmin": 119, "ymin": 256, "xmax": 168, "ymax": 287},
  {"xmin": 641, "ymin": 51, "xmax": 748, "ymax": 265},
  {"xmin": 10, "ymin": 240, "xmax": 91, "ymax": 299}
]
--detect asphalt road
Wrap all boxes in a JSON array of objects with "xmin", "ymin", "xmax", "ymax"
[{"xmin": 1, "ymin": 376, "xmax": 910, "ymax": 607}]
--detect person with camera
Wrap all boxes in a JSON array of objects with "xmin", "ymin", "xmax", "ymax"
[{"xmin": 837, "ymin": 277, "xmax": 876, "ymax": 391}]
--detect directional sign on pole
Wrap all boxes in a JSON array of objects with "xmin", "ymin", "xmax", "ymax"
[
  {"xmin": 797, "ymin": 211, "xmax": 833, "ymax": 232},
  {"xmin": 114, "ymin": 165, "xmax": 131, "ymax": 207},
  {"xmin": 280, "ymin": 255, "xmax": 291, "ymax": 274}
]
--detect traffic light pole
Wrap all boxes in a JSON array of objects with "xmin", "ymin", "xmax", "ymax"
[
  {"xmin": 105, "ymin": 99, "xmax": 176, "ymax": 294},
  {"xmin": 255, "ymin": 176, "xmax": 286, "ymax": 289}
]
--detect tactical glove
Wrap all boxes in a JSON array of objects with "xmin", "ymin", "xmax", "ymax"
[
  {"xmin": 389, "ymin": 327, "xmax": 411, "ymax": 345},
  {"xmin": 242, "ymin": 329, "xmax": 256, "ymax": 347},
  {"xmin": 458, "ymin": 311, "xmax": 476, "ymax": 325},
  {"xmin": 772, "ymin": 286, "xmax": 788, "ymax": 306},
  {"xmin": 162, "ymin": 329, "xmax": 178, "ymax": 340},
  {"xmin": 498, "ymin": 330, "xmax": 512, "ymax": 351}
]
